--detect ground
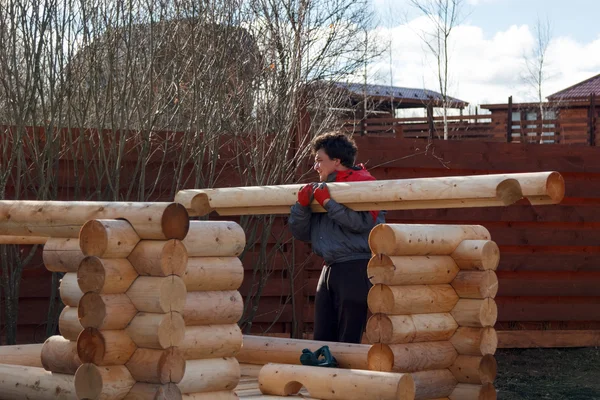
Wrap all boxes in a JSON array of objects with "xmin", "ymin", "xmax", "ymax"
[{"xmin": 495, "ymin": 347, "xmax": 600, "ymax": 399}]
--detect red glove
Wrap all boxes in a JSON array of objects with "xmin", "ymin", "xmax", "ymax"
[
  {"xmin": 313, "ymin": 182, "xmax": 331, "ymax": 206},
  {"xmin": 297, "ymin": 184, "xmax": 314, "ymax": 207}
]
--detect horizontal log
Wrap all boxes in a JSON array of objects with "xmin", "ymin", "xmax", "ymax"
[
  {"xmin": 451, "ymin": 240, "xmax": 500, "ymax": 271},
  {"xmin": 177, "ymin": 358, "xmax": 240, "ymax": 394},
  {"xmin": 368, "ymin": 342, "xmax": 458, "ymax": 373},
  {"xmin": 74, "ymin": 363, "xmax": 136, "ymax": 400},
  {"xmin": 182, "ymin": 221, "xmax": 246, "ymax": 257},
  {"xmin": 0, "ymin": 235, "xmax": 47, "ymax": 244},
  {"xmin": 237, "ymin": 335, "xmax": 370, "ymax": 369},
  {"xmin": 127, "ymin": 240, "xmax": 188, "ymax": 277},
  {"xmin": 496, "ymin": 296, "xmax": 600, "ymax": 321},
  {"xmin": 368, "ymin": 284, "xmax": 459, "ymax": 315},
  {"xmin": 367, "ymin": 254, "xmax": 459, "ymax": 286},
  {"xmin": 123, "ymin": 383, "xmax": 182, "ymax": 400},
  {"xmin": 412, "ymin": 370, "xmax": 457, "ymax": 400},
  {"xmin": 449, "ymin": 355, "xmax": 497, "ymax": 384},
  {"xmin": 126, "ymin": 276, "xmax": 187, "ymax": 313},
  {"xmin": 180, "ymin": 324, "xmax": 243, "ymax": 360},
  {"xmin": 366, "ymin": 313, "xmax": 457, "ymax": 344},
  {"xmin": 77, "ymin": 328, "xmax": 137, "ymax": 365},
  {"xmin": 0, "ymin": 201, "xmax": 189, "ymax": 240},
  {"xmin": 77, "ymin": 256, "xmax": 138, "ymax": 294},
  {"xmin": 43, "ymin": 238, "xmax": 85, "ymax": 273},
  {"xmin": 183, "ymin": 257, "xmax": 244, "ymax": 291},
  {"xmin": 59, "ymin": 273, "xmax": 84, "ymax": 307},
  {"xmin": 451, "ymin": 299, "xmax": 498, "ymax": 328},
  {"xmin": 41, "ymin": 336, "xmax": 81, "ymax": 375},
  {"xmin": 126, "ymin": 312, "xmax": 186, "ymax": 349},
  {"xmin": 451, "ymin": 271, "xmax": 498, "ymax": 299},
  {"xmin": 183, "ymin": 291, "xmax": 244, "ymax": 326},
  {"xmin": 79, "ymin": 219, "xmax": 140, "ymax": 258},
  {"xmin": 449, "ymin": 383, "xmax": 496, "ymax": 400},
  {"xmin": 78, "ymin": 292, "xmax": 137, "ymax": 330},
  {"xmin": 59, "ymin": 306, "xmax": 83, "ymax": 341},
  {"xmin": 181, "ymin": 392, "xmax": 237, "ymax": 399},
  {"xmin": 450, "ymin": 327, "xmax": 498, "ymax": 356},
  {"xmin": 258, "ymin": 363, "xmax": 415, "ymax": 400},
  {"xmin": 497, "ymin": 329, "xmax": 600, "ymax": 348},
  {"xmin": 126, "ymin": 347, "xmax": 186, "ymax": 384},
  {"xmin": 0, "ymin": 364, "xmax": 76, "ymax": 400},
  {"xmin": 0, "ymin": 343, "xmax": 43, "ymax": 367}
]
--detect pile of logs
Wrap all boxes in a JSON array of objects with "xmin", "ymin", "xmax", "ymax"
[{"xmin": 366, "ymin": 224, "xmax": 499, "ymax": 400}]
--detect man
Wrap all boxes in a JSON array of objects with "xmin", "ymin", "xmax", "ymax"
[{"xmin": 288, "ymin": 131, "xmax": 385, "ymax": 343}]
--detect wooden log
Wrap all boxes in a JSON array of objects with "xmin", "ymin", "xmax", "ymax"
[
  {"xmin": 0, "ymin": 201, "xmax": 189, "ymax": 239},
  {"xmin": 237, "ymin": 335, "xmax": 370, "ymax": 369},
  {"xmin": 451, "ymin": 271, "xmax": 498, "ymax": 299},
  {"xmin": 126, "ymin": 312, "xmax": 186, "ymax": 349},
  {"xmin": 77, "ymin": 327, "xmax": 137, "ymax": 365},
  {"xmin": 366, "ymin": 313, "xmax": 458, "ymax": 344},
  {"xmin": 450, "ymin": 328, "xmax": 498, "ymax": 356},
  {"xmin": 181, "ymin": 392, "xmax": 238, "ymax": 400},
  {"xmin": 124, "ymin": 383, "xmax": 182, "ymax": 400},
  {"xmin": 451, "ymin": 299, "xmax": 498, "ymax": 328},
  {"xmin": 497, "ymin": 329, "xmax": 600, "ymax": 349},
  {"xmin": 175, "ymin": 172, "xmax": 564, "ymax": 217},
  {"xmin": 177, "ymin": 358, "xmax": 240, "ymax": 394},
  {"xmin": 180, "ymin": 324, "xmax": 242, "ymax": 360},
  {"xmin": 126, "ymin": 276, "xmax": 187, "ymax": 313},
  {"xmin": 239, "ymin": 363, "xmax": 262, "ymax": 377},
  {"xmin": 41, "ymin": 335, "xmax": 81, "ymax": 375},
  {"xmin": 128, "ymin": 240, "xmax": 188, "ymax": 277},
  {"xmin": 183, "ymin": 257, "xmax": 244, "ymax": 291},
  {"xmin": 0, "ymin": 235, "xmax": 47, "ymax": 244},
  {"xmin": 59, "ymin": 273, "xmax": 84, "ymax": 307},
  {"xmin": 43, "ymin": 237, "xmax": 85, "ymax": 273},
  {"xmin": 182, "ymin": 221, "xmax": 245, "ymax": 257},
  {"xmin": 449, "ymin": 383, "xmax": 496, "ymax": 400},
  {"xmin": 77, "ymin": 256, "xmax": 138, "ymax": 294},
  {"xmin": 367, "ymin": 254, "xmax": 459, "ymax": 286},
  {"xmin": 257, "ymin": 363, "xmax": 415, "ymax": 400},
  {"xmin": 369, "ymin": 224, "xmax": 491, "ymax": 256},
  {"xmin": 449, "ymin": 355, "xmax": 497, "ymax": 385},
  {"xmin": 450, "ymin": 240, "xmax": 500, "ymax": 271},
  {"xmin": 183, "ymin": 291, "xmax": 243, "ymax": 326},
  {"xmin": 80, "ymin": 219, "xmax": 141, "ymax": 258},
  {"xmin": 126, "ymin": 347, "xmax": 186, "ymax": 384},
  {"xmin": 0, "ymin": 343, "xmax": 43, "ymax": 368},
  {"xmin": 368, "ymin": 342, "xmax": 458, "ymax": 373},
  {"xmin": 59, "ymin": 306, "xmax": 84, "ymax": 341},
  {"xmin": 368, "ymin": 284, "xmax": 459, "ymax": 315},
  {"xmin": 78, "ymin": 292, "xmax": 137, "ymax": 330},
  {"xmin": 74, "ymin": 363, "xmax": 136, "ymax": 400},
  {"xmin": 412, "ymin": 370, "xmax": 457, "ymax": 400},
  {"xmin": 0, "ymin": 364, "xmax": 76, "ymax": 399}
]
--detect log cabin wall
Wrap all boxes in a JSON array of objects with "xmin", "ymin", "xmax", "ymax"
[{"xmin": 4, "ymin": 134, "xmax": 600, "ymax": 347}]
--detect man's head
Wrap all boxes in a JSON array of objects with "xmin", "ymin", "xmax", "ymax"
[{"xmin": 311, "ymin": 132, "xmax": 357, "ymax": 181}]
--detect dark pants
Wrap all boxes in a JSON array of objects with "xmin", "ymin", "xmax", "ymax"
[{"xmin": 313, "ymin": 258, "xmax": 371, "ymax": 344}]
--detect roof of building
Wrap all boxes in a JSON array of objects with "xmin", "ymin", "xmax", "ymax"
[
  {"xmin": 548, "ymin": 73, "xmax": 600, "ymax": 100},
  {"xmin": 332, "ymin": 82, "xmax": 468, "ymax": 109}
]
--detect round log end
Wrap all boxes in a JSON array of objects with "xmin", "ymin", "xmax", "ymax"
[
  {"xmin": 481, "ymin": 299, "xmax": 498, "ymax": 327},
  {"xmin": 480, "ymin": 355, "xmax": 497, "ymax": 384},
  {"xmin": 481, "ymin": 328, "xmax": 498, "ymax": 355},
  {"xmin": 79, "ymin": 220, "xmax": 108, "ymax": 257},
  {"xmin": 367, "ymin": 254, "xmax": 395, "ymax": 285},
  {"xmin": 368, "ymin": 224, "xmax": 396, "ymax": 255},
  {"xmin": 367, "ymin": 343, "xmax": 394, "ymax": 372},
  {"xmin": 74, "ymin": 363, "xmax": 103, "ymax": 400},
  {"xmin": 190, "ymin": 193, "xmax": 213, "ymax": 217},
  {"xmin": 367, "ymin": 284, "xmax": 394, "ymax": 314},
  {"xmin": 158, "ymin": 312, "xmax": 186, "ymax": 348},
  {"xmin": 366, "ymin": 314, "xmax": 383, "ymax": 344},
  {"xmin": 495, "ymin": 178, "xmax": 523, "ymax": 205},
  {"xmin": 161, "ymin": 203, "xmax": 190, "ymax": 240},
  {"xmin": 77, "ymin": 256, "xmax": 105, "ymax": 293},
  {"xmin": 78, "ymin": 292, "xmax": 106, "ymax": 328},
  {"xmin": 77, "ymin": 327, "xmax": 106, "ymax": 364},
  {"xmin": 484, "ymin": 271, "xmax": 499, "ymax": 299},
  {"xmin": 546, "ymin": 171, "xmax": 566, "ymax": 203},
  {"xmin": 159, "ymin": 276, "xmax": 188, "ymax": 313},
  {"xmin": 159, "ymin": 348, "xmax": 186, "ymax": 384},
  {"xmin": 396, "ymin": 373, "xmax": 416, "ymax": 400},
  {"xmin": 161, "ymin": 240, "xmax": 188, "ymax": 277},
  {"xmin": 481, "ymin": 241, "xmax": 500, "ymax": 271}
]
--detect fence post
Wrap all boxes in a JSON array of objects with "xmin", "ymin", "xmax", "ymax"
[
  {"xmin": 427, "ymin": 103, "xmax": 434, "ymax": 139},
  {"xmin": 589, "ymin": 94, "xmax": 596, "ymax": 146},
  {"xmin": 506, "ymin": 96, "xmax": 513, "ymax": 143}
]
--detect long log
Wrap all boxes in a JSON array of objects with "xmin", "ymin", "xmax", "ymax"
[
  {"xmin": 183, "ymin": 291, "xmax": 243, "ymax": 326},
  {"xmin": 181, "ymin": 392, "xmax": 238, "ymax": 400},
  {"xmin": 451, "ymin": 299, "xmax": 498, "ymax": 328},
  {"xmin": 450, "ymin": 240, "xmax": 500, "ymax": 271},
  {"xmin": 77, "ymin": 256, "xmax": 138, "ymax": 294},
  {"xmin": 366, "ymin": 313, "xmax": 458, "ymax": 344},
  {"xmin": 41, "ymin": 336, "xmax": 81, "ymax": 375},
  {"xmin": 79, "ymin": 220, "xmax": 140, "ymax": 258},
  {"xmin": 450, "ymin": 327, "xmax": 498, "ymax": 356},
  {"xmin": 183, "ymin": 257, "xmax": 244, "ymax": 291},
  {"xmin": 368, "ymin": 284, "xmax": 459, "ymax": 315},
  {"xmin": 0, "ymin": 343, "xmax": 43, "ymax": 368},
  {"xmin": 0, "ymin": 201, "xmax": 189, "ymax": 239},
  {"xmin": 412, "ymin": 370, "xmax": 457, "ymax": 400},
  {"xmin": 451, "ymin": 271, "xmax": 498, "ymax": 299},
  {"xmin": 126, "ymin": 276, "xmax": 187, "ymax": 313},
  {"xmin": 78, "ymin": 292, "xmax": 137, "ymax": 330},
  {"xmin": 126, "ymin": 312, "xmax": 186, "ymax": 349},
  {"xmin": 126, "ymin": 347, "xmax": 186, "ymax": 384},
  {"xmin": 177, "ymin": 358, "xmax": 240, "ymax": 394},
  {"xmin": 369, "ymin": 224, "xmax": 491, "ymax": 256},
  {"xmin": 449, "ymin": 383, "xmax": 496, "ymax": 400},
  {"xmin": 0, "ymin": 235, "xmax": 47, "ymax": 244},
  {"xmin": 449, "ymin": 355, "xmax": 497, "ymax": 385},
  {"xmin": 257, "ymin": 363, "xmax": 415, "ymax": 400},
  {"xmin": 180, "ymin": 324, "xmax": 243, "ymax": 360},
  {"xmin": 237, "ymin": 335, "xmax": 370, "ymax": 369},
  {"xmin": 59, "ymin": 273, "xmax": 84, "ymax": 307},
  {"xmin": 74, "ymin": 363, "xmax": 136, "ymax": 400},
  {"xmin": 59, "ymin": 306, "xmax": 84, "ymax": 341},
  {"xmin": 77, "ymin": 328, "xmax": 137, "ymax": 365},
  {"xmin": 124, "ymin": 383, "xmax": 182, "ymax": 400},
  {"xmin": 43, "ymin": 238, "xmax": 85, "ymax": 273},
  {"xmin": 128, "ymin": 240, "xmax": 188, "ymax": 277},
  {"xmin": 0, "ymin": 364, "xmax": 76, "ymax": 400},
  {"xmin": 367, "ymin": 254, "xmax": 459, "ymax": 286},
  {"xmin": 182, "ymin": 221, "xmax": 245, "ymax": 257},
  {"xmin": 368, "ymin": 342, "xmax": 458, "ymax": 373},
  {"xmin": 175, "ymin": 172, "xmax": 564, "ymax": 216}
]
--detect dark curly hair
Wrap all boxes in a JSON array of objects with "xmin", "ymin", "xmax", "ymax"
[{"xmin": 310, "ymin": 132, "xmax": 357, "ymax": 168}]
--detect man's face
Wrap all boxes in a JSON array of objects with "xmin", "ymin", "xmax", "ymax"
[{"xmin": 314, "ymin": 149, "xmax": 339, "ymax": 182}]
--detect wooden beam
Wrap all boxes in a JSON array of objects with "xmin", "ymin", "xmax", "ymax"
[{"xmin": 497, "ymin": 329, "xmax": 600, "ymax": 348}]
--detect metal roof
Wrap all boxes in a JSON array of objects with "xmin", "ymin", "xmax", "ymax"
[
  {"xmin": 548, "ymin": 73, "xmax": 600, "ymax": 100},
  {"xmin": 332, "ymin": 81, "xmax": 468, "ymax": 108}
]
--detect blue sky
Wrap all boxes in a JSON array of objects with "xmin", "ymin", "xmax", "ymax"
[{"xmin": 368, "ymin": 0, "xmax": 600, "ymax": 109}]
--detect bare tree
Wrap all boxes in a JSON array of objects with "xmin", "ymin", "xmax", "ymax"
[{"xmin": 409, "ymin": 0, "xmax": 465, "ymax": 140}]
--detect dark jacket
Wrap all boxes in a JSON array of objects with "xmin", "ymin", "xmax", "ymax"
[{"xmin": 288, "ymin": 165, "xmax": 385, "ymax": 265}]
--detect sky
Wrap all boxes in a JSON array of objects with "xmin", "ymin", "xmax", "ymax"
[{"xmin": 367, "ymin": 0, "xmax": 600, "ymax": 111}]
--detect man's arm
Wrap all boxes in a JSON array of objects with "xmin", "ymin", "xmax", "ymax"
[
  {"xmin": 288, "ymin": 203, "xmax": 312, "ymax": 242},
  {"xmin": 324, "ymin": 200, "xmax": 377, "ymax": 233}
]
